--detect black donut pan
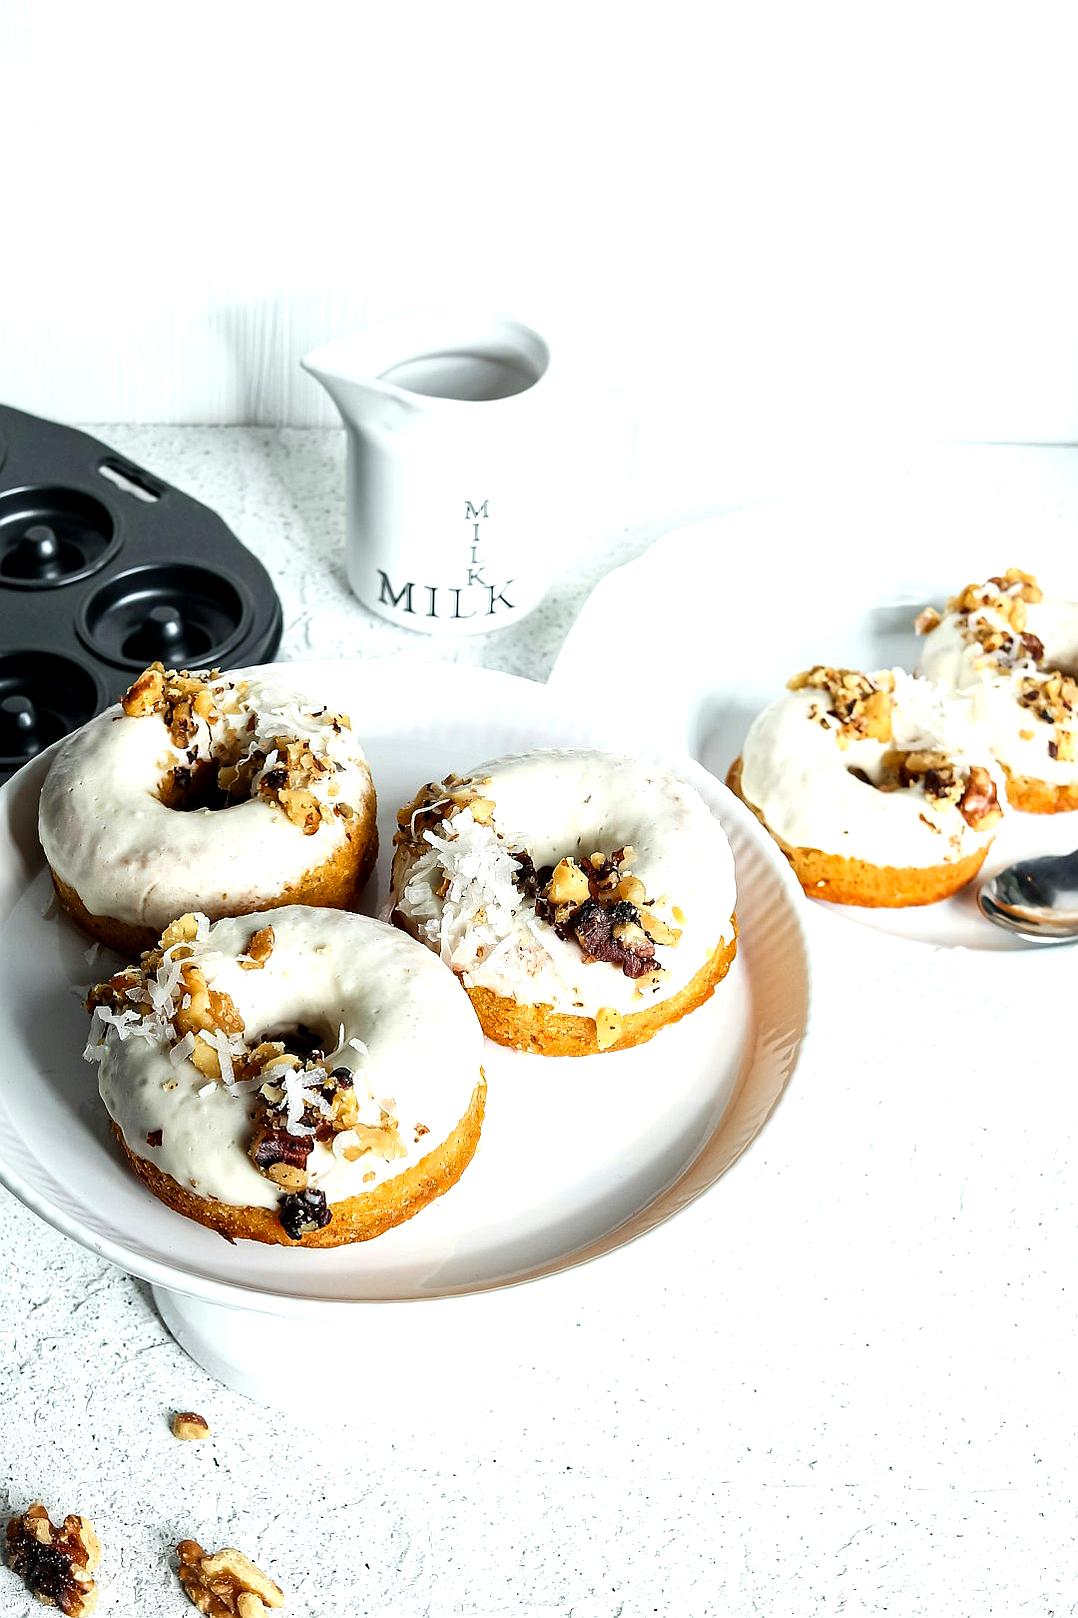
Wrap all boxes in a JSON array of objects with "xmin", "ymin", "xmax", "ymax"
[{"xmin": 0, "ymin": 405, "xmax": 282, "ymax": 781}]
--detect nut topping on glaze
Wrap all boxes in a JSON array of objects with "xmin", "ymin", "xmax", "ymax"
[
  {"xmin": 6, "ymin": 1503, "xmax": 101, "ymax": 1616},
  {"xmin": 83, "ymin": 913, "xmax": 417, "ymax": 1242},
  {"xmin": 1018, "ymin": 669, "xmax": 1078, "ymax": 761},
  {"xmin": 247, "ymin": 1059, "xmax": 405, "ymax": 1233},
  {"xmin": 922, "ymin": 570, "xmax": 1048, "ymax": 672},
  {"xmin": 121, "ymin": 661, "xmax": 221, "ymax": 745},
  {"xmin": 176, "ymin": 1539, "xmax": 284, "ymax": 1615},
  {"xmin": 393, "ymin": 772, "xmax": 496, "ymax": 846},
  {"xmin": 856, "ymin": 749, "xmax": 1003, "ymax": 829},
  {"xmin": 120, "ymin": 663, "xmax": 353, "ymax": 833},
  {"xmin": 788, "ymin": 667, "xmax": 895, "ymax": 746},
  {"xmin": 239, "ymin": 926, "xmax": 275, "ymax": 970},
  {"xmin": 946, "ymin": 567, "xmax": 1043, "ymax": 629},
  {"xmin": 513, "ymin": 846, "xmax": 681, "ymax": 980},
  {"xmin": 957, "ymin": 765, "xmax": 1004, "ymax": 830}
]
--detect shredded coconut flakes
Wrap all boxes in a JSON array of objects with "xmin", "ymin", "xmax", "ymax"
[{"xmin": 397, "ymin": 808, "xmax": 527, "ymax": 972}]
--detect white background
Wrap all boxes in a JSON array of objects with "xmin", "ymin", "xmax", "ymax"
[{"xmin": 4, "ymin": 1, "xmax": 1078, "ymax": 480}]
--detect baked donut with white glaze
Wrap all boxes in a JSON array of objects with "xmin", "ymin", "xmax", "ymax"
[
  {"xmin": 917, "ymin": 568, "xmax": 1078, "ymax": 813},
  {"xmin": 84, "ymin": 907, "xmax": 486, "ymax": 1246},
  {"xmin": 39, "ymin": 663, "xmax": 378, "ymax": 954},
  {"xmin": 728, "ymin": 666, "xmax": 1005, "ymax": 907},
  {"xmin": 390, "ymin": 749, "xmax": 738, "ymax": 1057}
]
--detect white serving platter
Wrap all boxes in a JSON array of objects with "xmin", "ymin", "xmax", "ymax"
[
  {"xmin": 551, "ymin": 471, "xmax": 1078, "ymax": 951},
  {"xmin": 0, "ymin": 659, "xmax": 808, "ymax": 1391}
]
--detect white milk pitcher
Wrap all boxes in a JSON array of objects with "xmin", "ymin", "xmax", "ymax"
[{"xmin": 303, "ymin": 308, "xmax": 563, "ymax": 635}]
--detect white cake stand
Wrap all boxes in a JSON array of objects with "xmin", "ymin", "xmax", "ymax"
[{"xmin": 0, "ymin": 660, "xmax": 809, "ymax": 1407}]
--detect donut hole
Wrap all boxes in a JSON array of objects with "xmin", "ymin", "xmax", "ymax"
[
  {"xmin": 846, "ymin": 763, "xmax": 900, "ymax": 794},
  {"xmin": 157, "ymin": 738, "xmax": 250, "ymax": 813},
  {"xmin": 255, "ymin": 1021, "xmax": 340, "ymax": 1063},
  {"xmin": 159, "ymin": 758, "xmax": 235, "ymax": 812}
]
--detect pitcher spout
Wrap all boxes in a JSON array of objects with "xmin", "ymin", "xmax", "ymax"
[
  {"xmin": 302, "ymin": 334, "xmax": 420, "ymax": 433},
  {"xmin": 303, "ymin": 307, "xmax": 551, "ymax": 431}
]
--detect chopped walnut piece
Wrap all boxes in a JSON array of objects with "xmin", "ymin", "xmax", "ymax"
[
  {"xmin": 547, "ymin": 857, "xmax": 592, "ymax": 907},
  {"xmin": 335, "ymin": 1120, "xmax": 407, "ymax": 1162},
  {"xmin": 174, "ymin": 966, "xmax": 245, "ymax": 1042},
  {"xmin": 120, "ymin": 663, "xmax": 223, "ymax": 747},
  {"xmin": 275, "ymin": 786, "xmax": 321, "ymax": 834},
  {"xmin": 171, "ymin": 1411, "xmax": 212, "ymax": 1441},
  {"xmin": 594, "ymin": 1008, "xmax": 623, "ymax": 1051},
  {"xmin": 957, "ymin": 766, "xmax": 1003, "ymax": 831},
  {"xmin": 250, "ymin": 1125, "xmax": 312, "ymax": 1190},
  {"xmin": 176, "ymin": 1539, "xmax": 284, "ymax": 1615},
  {"xmin": 788, "ymin": 666, "xmax": 894, "ymax": 745},
  {"xmin": 161, "ymin": 912, "xmax": 202, "ymax": 950},
  {"xmin": 637, "ymin": 907, "xmax": 682, "ymax": 948},
  {"xmin": 948, "ymin": 570, "xmax": 1043, "ymax": 640},
  {"xmin": 614, "ymin": 872, "xmax": 646, "ymax": 905},
  {"xmin": 890, "ymin": 749, "xmax": 963, "ymax": 804},
  {"xmin": 121, "ymin": 663, "xmax": 166, "ymax": 717},
  {"xmin": 1016, "ymin": 669, "xmax": 1078, "ymax": 731},
  {"xmin": 6, "ymin": 1503, "xmax": 101, "ymax": 1616},
  {"xmin": 914, "ymin": 606, "xmax": 942, "ymax": 635},
  {"xmin": 240, "ymin": 927, "xmax": 274, "ymax": 970}
]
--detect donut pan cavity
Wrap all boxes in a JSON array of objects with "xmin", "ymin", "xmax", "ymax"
[{"xmin": 0, "ymin": 406, "xmax": 282, "ymax": 778}]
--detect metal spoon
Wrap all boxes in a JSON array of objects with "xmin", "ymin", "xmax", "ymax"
[{"xmin": 978, "ymin": 848, "xmax": 1078, "ymax": 942}]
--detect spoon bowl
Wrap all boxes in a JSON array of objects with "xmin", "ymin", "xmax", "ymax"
[{"xmin": 978, "ymin": 847, "xmax": 1078, "ymax": 943}]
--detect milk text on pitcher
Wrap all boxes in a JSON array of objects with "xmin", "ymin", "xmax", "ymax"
[{"xmin": 376, "ymin": 499, "xmax": 516, "ymax": 621}]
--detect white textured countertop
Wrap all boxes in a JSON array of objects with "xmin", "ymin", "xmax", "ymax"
[{"xmin": 4, "ymin": 430, "xmax": 1078, "ymax": 1617}]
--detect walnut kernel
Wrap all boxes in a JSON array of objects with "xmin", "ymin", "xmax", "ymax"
[
  {"xmin": 177, "ymin": 1539, "xmax": 284, "ymax": 1615},
  {"xmin": 6, "ymin": 1503, "xmax": 101, "ymax": 1616},
  {"xmin": 171, "ymin": 1411, "xmax": 212, "ymax": 1441},
  {"xmin": 594, "ymin": 1008, "xmax": 623, "ymax": 1051}
]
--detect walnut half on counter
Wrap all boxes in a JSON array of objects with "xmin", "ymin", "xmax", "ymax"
[
  {"xmin": 6, "ymin": 1503, "xmax": 101, "ymax": 1616},
  {"xmin": 177, "ymin": 1539, "xmax": 285, "ymax": 1616}
]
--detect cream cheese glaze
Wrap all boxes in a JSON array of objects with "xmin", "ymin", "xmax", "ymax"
[
  {"xmin": 920, "ymin": 595, "xmax": 1078, "ymax": 786},
  {"xmin": 88, "ymin": 908, "xmax": 484, "ymax": 1211},
  {"xmin": 739, "ymin": 670, "xmax": 1005, "ymax": 867},
  {"xmin": 392, "ymin": 749, "xmax": 737, "ymax": 1018},
  {"xmin": 38, "ymin": 673, "xmax": 374, "ymax": 929}
]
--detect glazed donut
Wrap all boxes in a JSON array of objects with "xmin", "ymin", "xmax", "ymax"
[
  {"xmin": 39, "ymin": 663, "xmax": 378, "ymax": 954},
  {"xmin": 917, "ymin": 569, "xmax": 1078, "ymax": 812},
  {"xmin": 84, "ymin": 907, "xmax": 486, "ymax": 1247},
  {"xmin": 390, "ymin": 749, "xmax": 738, "ymax": 1057},
  {"xmin": 728, "ymin": 666, "xmax": 1005, "ymax": 907}
]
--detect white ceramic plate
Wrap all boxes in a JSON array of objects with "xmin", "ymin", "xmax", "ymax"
[
  {"xmin": 551, "ymin": 469, "xmax": 1078, "ymax": 950},
  {"xmin": 0, "ymin": 659, "xmax": 808, "ymax": 1310}
]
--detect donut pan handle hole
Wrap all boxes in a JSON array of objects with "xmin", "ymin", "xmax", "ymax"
[{"xmin": 97, "ymin": 458, "xmax": 163, "ymax": 504}]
